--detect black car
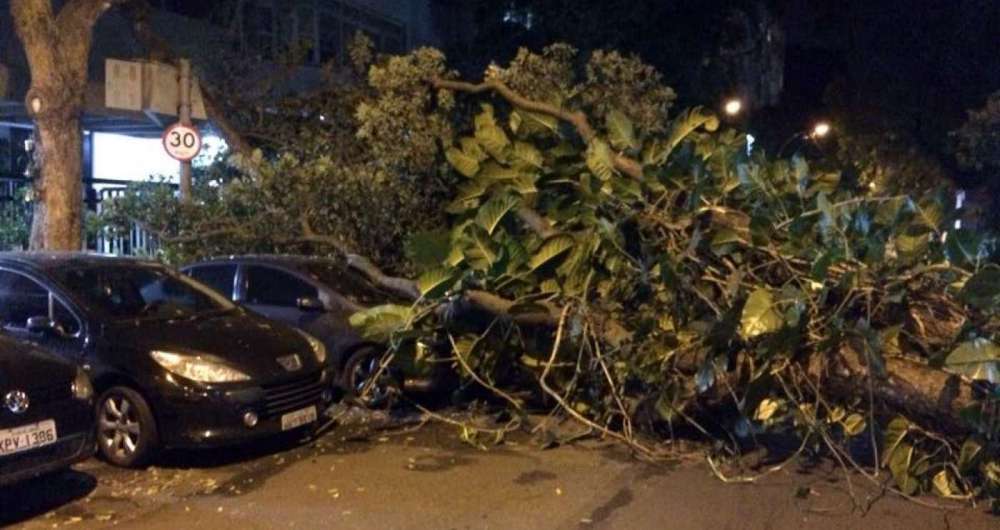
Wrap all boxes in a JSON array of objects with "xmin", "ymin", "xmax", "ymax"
[
  {"xmin": 183, "ymin": 255, "xmax": 452, "ymax": 406},
  {"xmin": 0, "ymin": 253, "xmax": 335, "ymax": 467},
  {"xmin": 0, "ymin": 334, "xmax": 94, "ymax": 487}
]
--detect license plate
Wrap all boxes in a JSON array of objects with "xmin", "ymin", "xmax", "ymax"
[
  {"xmin": 0, "ymin": 419, "xmax": 58, "ymax": 456},
  {"xmin": 280, "ymin": 406, "xmax": 317, "ymax": 431}
]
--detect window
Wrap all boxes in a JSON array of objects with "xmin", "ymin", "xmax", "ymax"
[
  {"xmin": 187, "ymin": 265, "xmax": 237, "ymax": 299},
  {"xmin": 245, "ymin": 266, "xmax": 317, "ymax": 307},
  {"xmin": 305, "ymin": 264, "xmax": 392, "ymax": 306},
  {"xmin": 53, "ymin": 266, "xmax": 232, "ymax": 321},
  {"xmin": 0, "ymin": 270, "xmax": 80, "ymax": 334},
  {"xmin": 0, "ymin": 271, "xmax": 48, "ymax": 328}
]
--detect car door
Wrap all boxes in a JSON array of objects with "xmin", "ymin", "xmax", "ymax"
[
  {"xmin": 241, "ymin": 265, "xmax": 321, "ymax": 327},
  {"xmin": 185, "ymin": 264, "xmax": 238, "ymax": 300},
  {"xmin": 0, "ymin": 269, "xmax": 85, "ymax": 360}
]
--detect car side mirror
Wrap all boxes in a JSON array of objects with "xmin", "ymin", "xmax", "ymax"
[
  {"xmin": 296, "ymin": 297, "xmax": 324, "ymax": 312},
  {"xmin": 26, "ymin": 316, "xmax": 66, "ymax": 337}
]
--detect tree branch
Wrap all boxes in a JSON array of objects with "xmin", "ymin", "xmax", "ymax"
[
  {"xmin": 120, "ymin": 0, "xmax": 253, "ymax": 158},
  {"xmin": 432, "ymin": 77, "xmax": 644, "ymax": 180}
]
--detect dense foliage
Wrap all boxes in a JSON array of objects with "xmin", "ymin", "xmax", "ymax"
[
  {"xmin": 349, "ymin": 45, "xmax": 1000, "ymax": 505},
  {"xmin": 107, "ymin": 42, "xmax": 1000, "ymax": 506}
]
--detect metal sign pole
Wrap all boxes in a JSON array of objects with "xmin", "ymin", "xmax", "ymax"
[{"xmin": 178, "ymin": 58, "xmax": 192, "ymax": 203}]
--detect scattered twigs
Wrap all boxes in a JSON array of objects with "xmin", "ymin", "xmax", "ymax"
[{"xmin": 447, "ymin": 329, "xmax": 524, "ymax": 411}]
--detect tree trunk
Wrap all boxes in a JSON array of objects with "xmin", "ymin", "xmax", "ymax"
[
  {"xmin": 32, "ymin": 117, "xmax": 84, "ymax": 249},
  {"xmin": 10, "ymin": 0, "xmax": 122, "ymax": 250}
]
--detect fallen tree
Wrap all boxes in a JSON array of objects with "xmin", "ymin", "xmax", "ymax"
[{"xmin": 105, "ymin": 43, "xmax": 1000, "ymax": 504}]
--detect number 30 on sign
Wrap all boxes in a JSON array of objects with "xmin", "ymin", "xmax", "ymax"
[{"xmin": 162, "ymin": 123, "xmax": 202, "ymax": 162}]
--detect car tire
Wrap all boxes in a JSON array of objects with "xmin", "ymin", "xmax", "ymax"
[
  {"xmin": 96, "ymin": 386, "xmax": 158, "ymax": 468},
  {"xmin": 340, "ymin": 348, "xmax": 400, "ymax": 409}
]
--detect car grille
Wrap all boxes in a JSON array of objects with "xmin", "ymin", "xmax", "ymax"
[
  {"xmin": 0, "ymin": 434, "xmax": 88, "ymax": 479},
  {"xmin": 260, "ymin": 373, "xmax": 325, "ymax": 419}
]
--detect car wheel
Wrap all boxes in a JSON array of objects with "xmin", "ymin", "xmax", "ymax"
[
  {"xmin": 96, "ymin": 386, "xmax": 158, "ymax": 468},
  {"xmin": 340, "ymin": 349, "xmax": 399, "ymax": 409}
]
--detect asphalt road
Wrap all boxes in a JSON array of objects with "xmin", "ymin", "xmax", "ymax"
[{"xmin": 1, "ymin": 407, "xmax": 997, "ymax": 530}]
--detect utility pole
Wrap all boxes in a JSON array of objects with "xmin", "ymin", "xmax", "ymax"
[{"xmin": 178, "ymin": 58, "xmax": 192, "ymax": 203}]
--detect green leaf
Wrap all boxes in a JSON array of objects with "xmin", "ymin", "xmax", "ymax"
[
  {"xmin": 888, "ymin": 443, "xmax": 918, "ymax": 495},
  {"xmin": 512, "ymin": 109, "xmax": 560, "ymax": 135},
  {"xmin": 529, "ymin": 234, "xmax": 575, "ymax": 272},
  {"xmin": 511, "ymin": 141, "xmax": 544, "ymax": 169},
  {"xmin": 944, "ymin": 338, "xmax": 1000, "ymax": 381},
  {"xmin": 348, "ymin": 304, "xmax": 413, "ymax": 342},
  {"xmin": 445, "ymin": 147, "xmax": 480, "ymax": 178},
  {"xmin": 958, "ymin": 438, "xmax": 982, "ymax": 472},
  {"xmin": 882, "ymin": 416, "xmax": 911, "ymax": 467},
  {"xmin": 841, "ymin": 414, "xmax": 866, "ymax": 436},
  {"xmin": 647, "ymin": 107, "xmax": 720, "ymax": 166},
  {"xmin": 416, "ymin": 267, "xmax": 457, "ymax": 298},
  {"xmin": 474, "ymin": 105, "xmax": 510, "ymax": 161},
  {"xmin": 932, "ymin": 470, "xmax": 959, "ymax": 498},
  {"xmin": 475, "ymin": 194, "xmax": 520, "ymax": 235},
  {"xmin": 959, "ymin": 268, "xmax": 1000, "ymax": 310},
  {"xmin": 464, "ymin": 232, "xmax": 499, "ymax": 271},
  {"xmin": 586, "ymin": 139, "xmax": 617, "ymax": 180},
  {"xmin": 404, "ymin": 230, "xmax": 451, "ymax": 269},
  {"xmin": 754, "ymin": 398, "xmax": 781, "ymax": 421},
  {"xmin": 911, "ymin": 198, "xmax": 943, "ymax": 231},
  {"xmin": 740, "ymin": 288, "xmax": 784, "ymax": 339},
  {"xmin": 606, "ymin": 109, "xmax": 638, "ymax": 151},
  {"xmin": 459, "ymin": 137, "xmax": 487, "ymax": 162}
]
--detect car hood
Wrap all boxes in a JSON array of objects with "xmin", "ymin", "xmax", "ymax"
[
  {"xmin": 105, "ymin": 311, "xmax": 321, "ymax": 381},
  {"xmin": 0, "ymin": 336, "xmax": 76, "ymax": 393}
]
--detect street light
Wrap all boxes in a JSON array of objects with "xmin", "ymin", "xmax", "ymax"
[
  {"xmin": 811, "ymin": 121, "xmax": 831, "ymax": 138},
  {"xmin": 779, "ymin": 121, "xmax": 834, "ymax": 157},
  {"xmin": 723, "ymin": 98, "xmax": 743, "ymax": 116}
]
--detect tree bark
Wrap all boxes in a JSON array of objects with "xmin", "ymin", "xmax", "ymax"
[{"xmin": 11, "ymin": 0, "xmax": 123, "ymax": 250}]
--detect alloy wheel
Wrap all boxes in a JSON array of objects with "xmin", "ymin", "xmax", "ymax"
[
  {"xmin": 98, "ymin": 394, "xmax": 141, "ymax": 460},
  {"xmin": 350, "ymin": 356, "xmax": 394, "ymax": 407}
]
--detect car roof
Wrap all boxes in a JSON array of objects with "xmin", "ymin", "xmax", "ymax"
[
  {"xmin": 0, "ymin": 252, "xmax": 157, "ymax": 273},
  {"xmin": 185, "ymin": 254, "xmax": 346, "ymax": 269}
]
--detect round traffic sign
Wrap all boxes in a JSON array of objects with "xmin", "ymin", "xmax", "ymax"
[{"xmin": 162, "ymin": 123, "xmax": 202, "ymax": 162}]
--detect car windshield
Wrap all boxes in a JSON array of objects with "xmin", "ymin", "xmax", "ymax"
[
  {"xmin": 304, "ymin": 263, "xmax": 395, "ymax": 306},
  {"xmin": 53, "ymin": 264, "xmax": 235, "ymax": 321}
]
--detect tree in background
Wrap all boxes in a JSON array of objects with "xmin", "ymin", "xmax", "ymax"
[
  {"xmin": 952, "ymin": 91, "xmax": 1000, "ymax": 228},
  {"xmin": 436, "ymin": 0, "xmax": 785, "ymax": 110},
  {"xmin": 9, "ymin": 0, "xmax": 125, "ymax": 250},
  {"xmin": 101, "ymin": 35, "xmax": 456, "ymax": 273}
]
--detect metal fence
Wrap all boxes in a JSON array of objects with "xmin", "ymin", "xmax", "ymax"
[
  {"xmin": 0, "ymin": 176, "xmax": 162, "ymax": 256},
  {"xmin": 94, "ymin": 187, "xmax": 161, "ymax": 257}
]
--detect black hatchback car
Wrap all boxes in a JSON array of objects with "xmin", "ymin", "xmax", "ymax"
[
  {"xmin": 0, "ymin": 253, "xmax": 335, "ymax": 467},
  {"xmin": 183, "ymin": 255, "xmax": 452, "ymax": 406},
  {"xmin": 0, "ymin": 335, "xmax": 94, "ymax": 487}
]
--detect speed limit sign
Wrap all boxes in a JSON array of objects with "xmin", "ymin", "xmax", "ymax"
[{"xmin": 162, "ymin": 123, "xmax": 202, "ymax": 161}]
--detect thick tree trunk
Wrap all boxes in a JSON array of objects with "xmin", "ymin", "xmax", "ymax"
[
  {"xmin": 31, "ymin": 117, "xmax": 84, "ymax": 249},
  {"xmin": 10, "ymin": 0, "xmax": 122, "ymax": 250}
]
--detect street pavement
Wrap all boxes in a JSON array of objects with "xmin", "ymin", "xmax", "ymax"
[{"xmin": 1, "ymin": 407, "xmax": 997, "ymax": 530}]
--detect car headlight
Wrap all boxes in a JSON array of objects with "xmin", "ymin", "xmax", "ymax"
[
  {"xmin": 71, "ymin": 367, "xmax": 93, "ymax": 401},
  {"xmin": 296, "ymin": 330, "xmax": 327, "ymax": 364},
  {"xmin": 151, "ymin": 350, "xmax": 251, "ymax": 383}
]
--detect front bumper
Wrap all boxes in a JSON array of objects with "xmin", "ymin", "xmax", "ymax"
[
  {"xmin": 153, "ymin": 368, "xmax": 336, "ymax": 449},
  {"xmin": 0, "ymin": 431, "xmax": 94, "ymax": 488}
]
